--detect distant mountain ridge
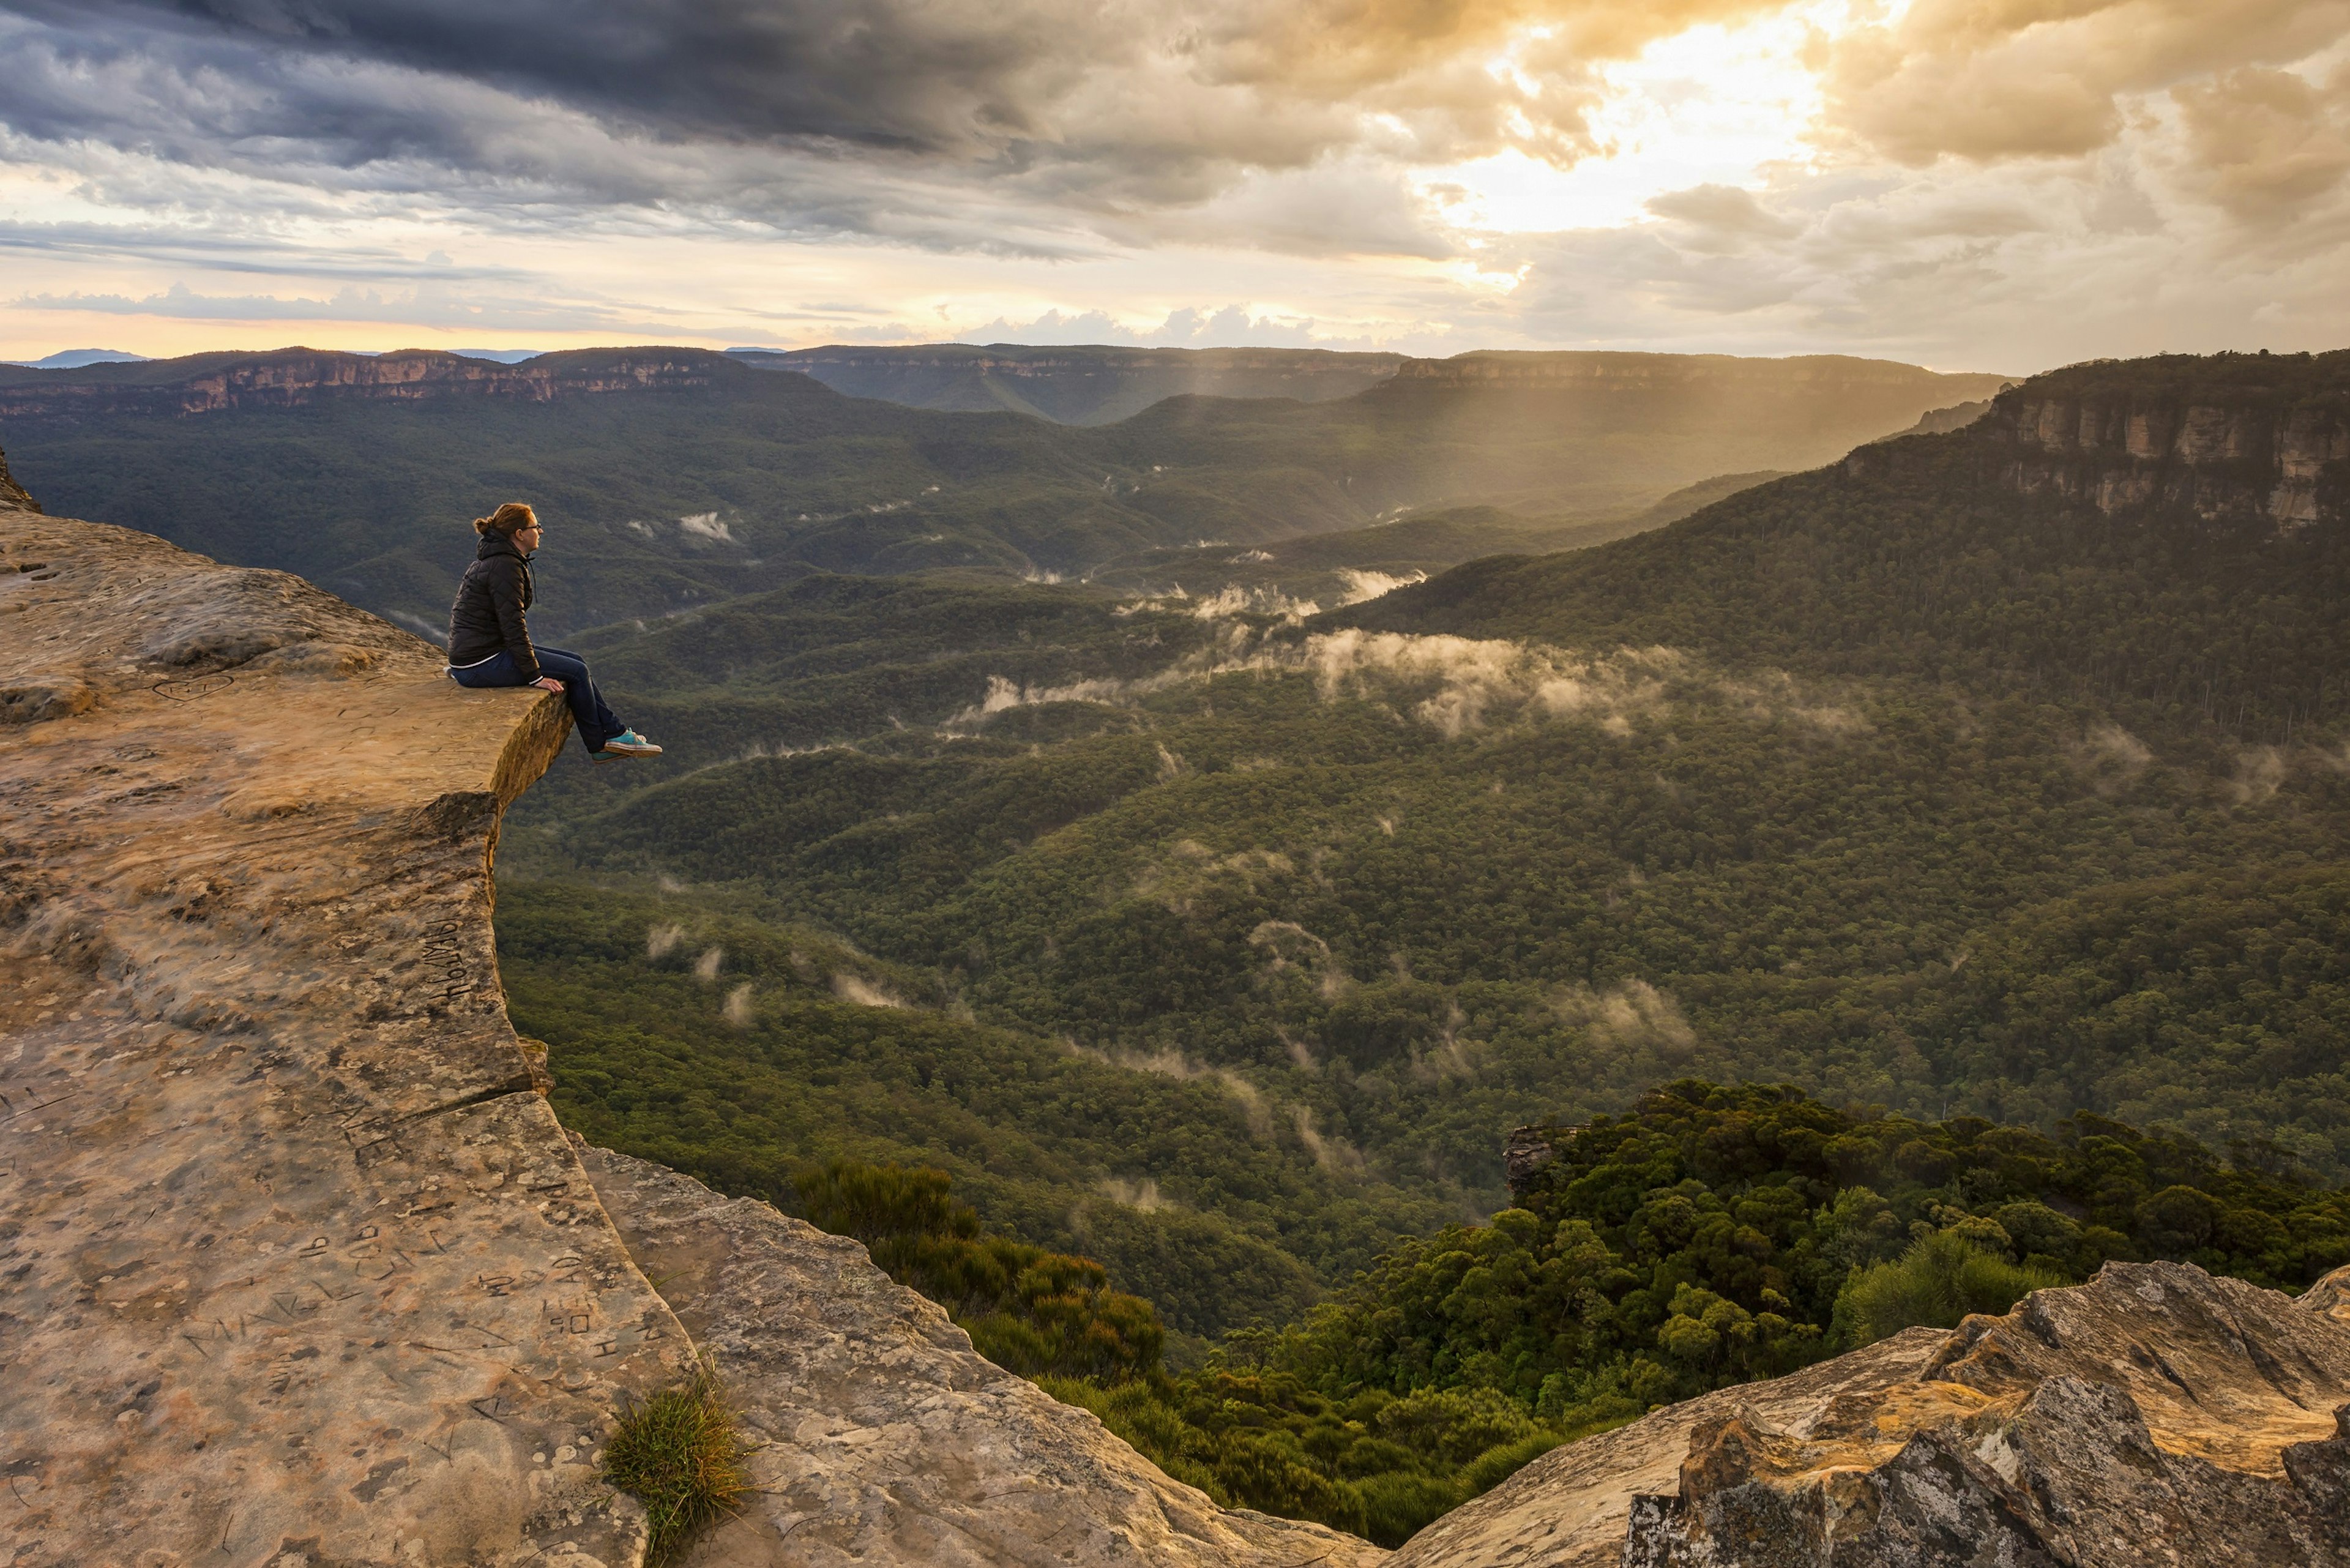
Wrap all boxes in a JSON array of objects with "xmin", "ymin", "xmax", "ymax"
[
  {"xmin": 1873, "ymin": 398, "xmax": 1996, "ymax": 441},
  {"xmin": 0, "ymin": 345, "xmax": 725, "ymax": 417},
  {"xmin": 747, "ymin": 342, "xmax": 2009, "ymax": 431},
  {"xmin": 0, "ymin": 343, "xmax": 2010, "ymax": 435},
  {"xmin": 1106, "ymin": 350, "xmax": 2009, "ymax": 517},
  {"xmin": 0, "ymin": 348, "xmax": 150, "ymax": 370},
  {"xmin": 738, "ymin": 343, "xmax": 1404, "ymax": 425},
  {"xmin": 1389, "ymin": 349, "xmax": 1999, "ymax": 392}
]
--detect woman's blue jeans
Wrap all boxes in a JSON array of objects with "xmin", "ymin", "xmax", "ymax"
[{"xmin": 447, "ymin": 647, "xmax": 622, "ymax": 754}]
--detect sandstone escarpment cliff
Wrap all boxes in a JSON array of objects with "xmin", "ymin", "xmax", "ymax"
[
  {"xmin": 0, "ymin": 499, "xmax": 1384, "ymax": 1568},
  {"xmin": 0, "ymin": 507, "xmax": 678, "ymax": 1564},
  {"xmin": 1390, "ymin": 1260, "xmax": 2350, "ymax": 1567},
  {"xmin": 0, "ymin": 347, "xmax": 728, "ymax": 419},
  {"xmin": 1851, "ymin": 349, "xmax": 2350, "ymax": 526},
  {"xmin": 1389, "ymin": 351, "xmax": 2008, "ymax": 401},
  {"xmin": 0, "ymin": 439, "xmax": 34, "ymax": 511}
]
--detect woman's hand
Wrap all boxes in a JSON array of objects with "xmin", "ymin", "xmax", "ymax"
[{"xmin": 531, "ymin": 675, "xmax": 567, "ymax": 693}]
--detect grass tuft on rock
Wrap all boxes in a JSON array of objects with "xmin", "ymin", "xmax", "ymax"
[{"xmin": 603, "ymin": 1361, "xmax": 750, "ymax": 1564}]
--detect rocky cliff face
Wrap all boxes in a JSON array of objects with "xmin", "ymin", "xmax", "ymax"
[
  {"xmin": 1848, "ymin": 349, "xmax": 2350, "ymax": 527},
  {"xmin": 1985, "ymin": 364, "xmax": 2350, "ymax": 526},
  {"xmin": 0, "ymin": 439, "xmax": 34, "ymax": 511},
  {"xmin": 1388, "ymin": 351, "xmax": 2009, "ymax": 401},
  {"xmin": 0, "ymin": 348, "xmax": 728, "ymax": 419},
  {"xmin": 0, "ymin": 506, "xmax": 679, "ymax": 1566},
  {"xmin": 0, "ymin": 496, "xmax": 1383, "ymax": 1568},
  {"xmin": 1392, "ymin": 1260, "xmax": 2350, "ymax": 1567}
]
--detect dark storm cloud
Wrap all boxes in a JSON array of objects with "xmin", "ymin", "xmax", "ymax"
[
  {"xmin": 0, "ymin": 1, "xmax": 1119, "ymax": 250},
  {"xmin": 1, "ymin": 0, "xmax": 1087, "ymax": 155}
]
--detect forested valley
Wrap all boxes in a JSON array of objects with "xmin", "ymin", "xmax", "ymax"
[{"xmin": 487, "ymin": 349, "xmax": 2350, "ymax": 1538}]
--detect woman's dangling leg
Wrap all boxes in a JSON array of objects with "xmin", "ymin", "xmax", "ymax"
[{"xmin": 532, "ymin": 648, "xmax": 624, "ymax": 753}]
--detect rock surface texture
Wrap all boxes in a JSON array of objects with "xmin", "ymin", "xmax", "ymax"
[
  {"xmin": 0, "ymin": 482, "xmax": 1385, "ymax": 1568},
  {"xmin": 581, "ymin": 1147, "xmax": 1387, "ymax": 1568},
  {"xmin": 1392, "ymin": 1260, "xmax": 2350, "ymax": 1567},
  {"xmin": 1997, "ymin": 393, "xmax": 2349, "ymax": 526}
]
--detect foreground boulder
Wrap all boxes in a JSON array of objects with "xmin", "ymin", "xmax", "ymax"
[
  {"xmin": 0, "ymin": 483, "xmax": 1382, "ymax": 1567},
  {"xmin": 1393, "ymin": 1260, "xmax": 2350, "ymax": 1567}
]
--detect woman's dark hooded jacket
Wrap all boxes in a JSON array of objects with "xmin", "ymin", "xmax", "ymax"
[{"xmin": 447, "ymin": 531, "xmax": 540, "ymax": 679}]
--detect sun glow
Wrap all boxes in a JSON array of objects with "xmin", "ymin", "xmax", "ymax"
[{"xmin": 1420, "ymin": 1, "xmax": 1856, "ymax": 236}]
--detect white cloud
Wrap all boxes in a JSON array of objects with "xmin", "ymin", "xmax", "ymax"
[
  {"xmin": 676, "ymin": 512, "xmax": 737, "ymax": 543},
  {"xmin": 831, "ymin": 973, "xmax": 908, "ymax": 1008},
  {"xmin": 952, "ymin": 616, "xmax": 1867, "ymax": 744}
]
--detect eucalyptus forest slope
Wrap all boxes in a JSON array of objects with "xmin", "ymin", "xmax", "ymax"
[{"xmin": 1342, "ymin": 349, "xmax": 2350, "ymax": 737}]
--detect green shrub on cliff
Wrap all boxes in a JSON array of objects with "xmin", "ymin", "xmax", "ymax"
[
  {"xmin": 1832, "ymin": 1223, "xmax": 2064, "ymax": 1345},
  {"xmin": 602, "ymin": 1360, "xmax": 750, "ymax": 1565}
]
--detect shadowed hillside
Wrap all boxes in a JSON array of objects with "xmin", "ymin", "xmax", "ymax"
[{"xmin": 737, "ymin": 343, "xmax": 1404, "ymax": 424}]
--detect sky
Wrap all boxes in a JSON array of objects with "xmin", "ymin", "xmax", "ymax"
[{"xmin": 1, "ymin": 0, "xmax": 2346, "ymax": 371}]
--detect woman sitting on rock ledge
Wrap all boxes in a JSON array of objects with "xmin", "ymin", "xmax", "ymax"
[{"xmin": 446, "ymin": 501, "xmax": 661, "ymax": 763}]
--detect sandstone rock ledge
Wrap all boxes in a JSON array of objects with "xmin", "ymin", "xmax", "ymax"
[
  {"xmin": 0, "ymin": 488, "xmax": 1384, "ymax": 1568},
  {"xmin": 1391, "ymin": 1260, "xmax": 2350, "ymax": 1567},
  {"xmin": 0, "ymin": 500, "xmax": 687, "ymax": 1566}
]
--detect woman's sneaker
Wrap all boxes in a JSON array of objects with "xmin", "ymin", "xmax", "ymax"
[{"xmin": 597, "ymin": 729, "xmax": 662, "ymax": 759}]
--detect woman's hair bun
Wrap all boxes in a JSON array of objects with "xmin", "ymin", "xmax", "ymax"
[{"xmin": 472, "ymin": 501, "xmax": 539, "ymax": 537}]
